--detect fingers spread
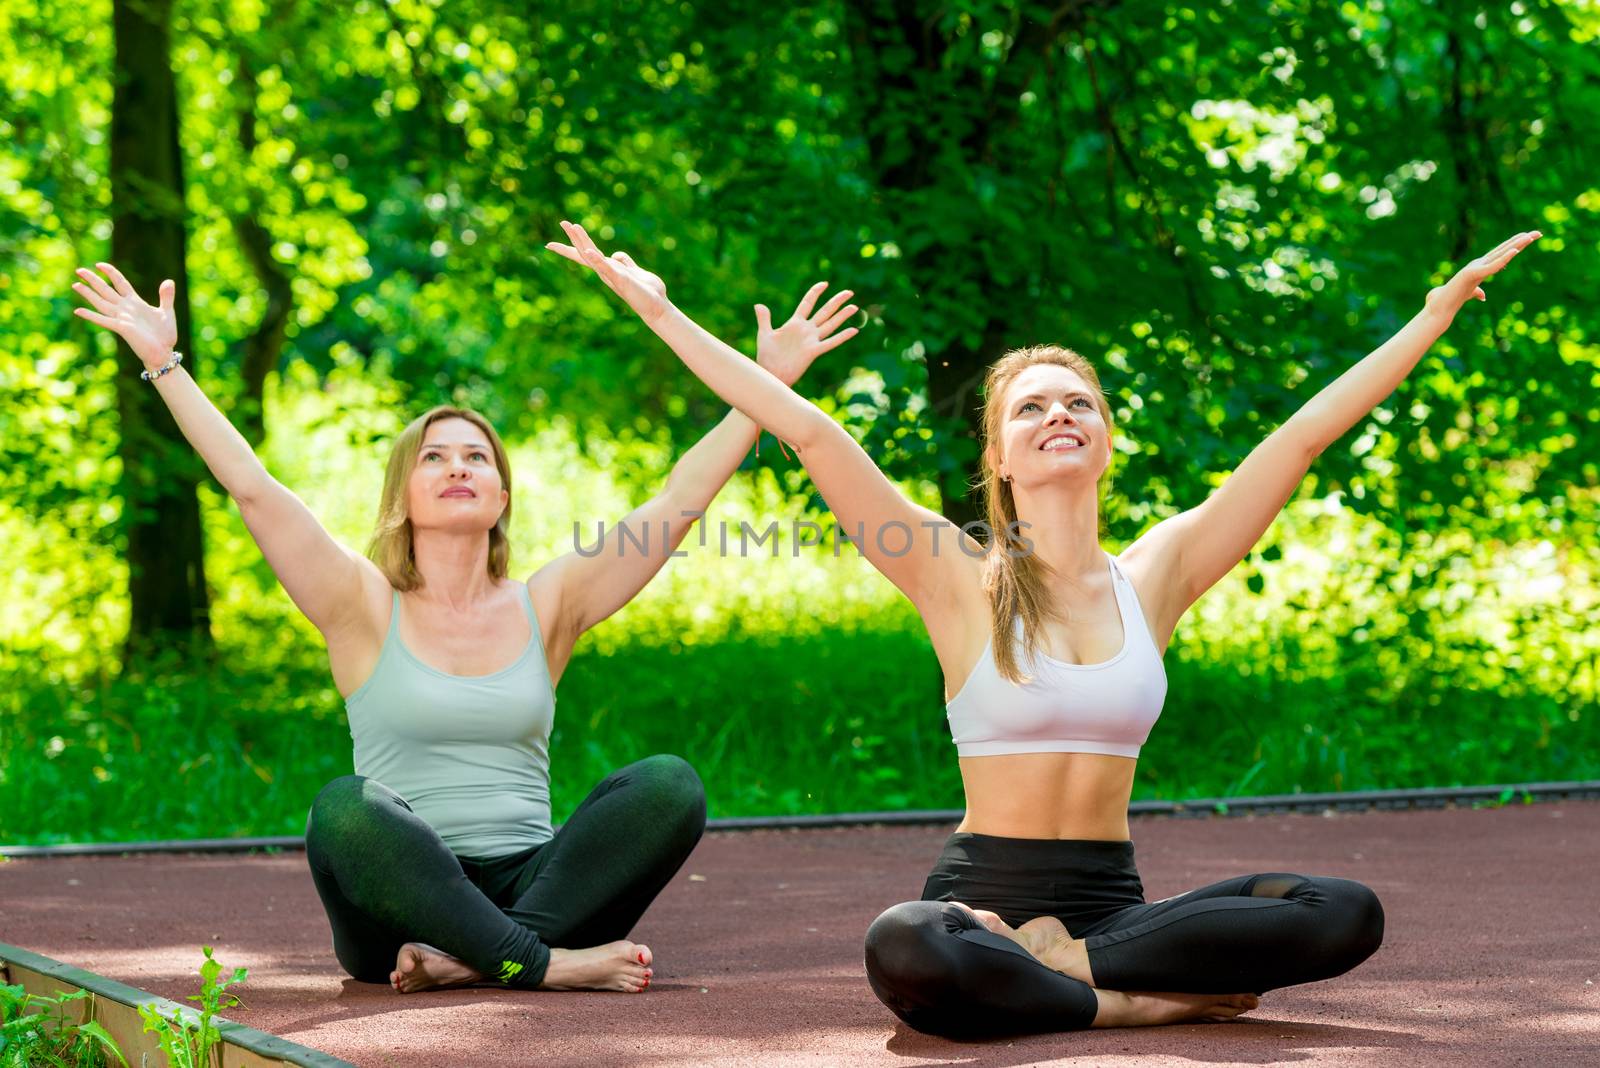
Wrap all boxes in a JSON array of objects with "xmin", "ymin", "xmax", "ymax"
[
  {"xmin": 72, "ymin": 281, "xmax": 116, "ymax": 315},
  {"xmin": 812, "ymin": 288, "xmax": 854, "ymax": 324},
  {"xmin": 73, "ymin": 307, "xmax": 117, "ymax": 329},
  {"xmin": 96, "ymin": 261, "xmax": 135, "ymax": 297},
  {"xmin": 794, "ymin": 281, "xmax": 828, "ymax": 320},
  {"xmin": 76, "ymin": 267, "xmax": 119, "ymax": 302},
  {"xmin": 817, "ymin": 304, "xmax": 859, "ymax": 336},
  {"xmin": 814, "ymin": 326, "xmax": 859, "ymax": 356}
]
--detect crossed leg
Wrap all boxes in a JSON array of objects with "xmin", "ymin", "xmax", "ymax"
[{"xmin": 865, "ymin": 872, "xmax": 1383, "ymax": 1037}]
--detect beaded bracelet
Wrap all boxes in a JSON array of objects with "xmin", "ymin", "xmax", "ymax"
[{"xmin": 140, "ymin": 351, "xmax": 184, "ymax": 382}]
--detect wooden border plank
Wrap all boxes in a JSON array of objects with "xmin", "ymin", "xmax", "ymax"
[{"xmin": 0, "ymin": 942, "xmax": 353, "ymax": 1068}]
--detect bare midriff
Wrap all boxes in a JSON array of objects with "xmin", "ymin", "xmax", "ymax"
[{"xmin": 955, "ymin": 752, "xmax": 1138, "ymax": 841}]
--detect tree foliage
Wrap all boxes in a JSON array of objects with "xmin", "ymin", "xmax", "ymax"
[{"xmin": 1, "ymin": 0, "xmax": 1595, "ymax": 654}]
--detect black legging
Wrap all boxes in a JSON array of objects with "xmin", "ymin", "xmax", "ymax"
[
  {"xmin": 865, "ymin": 833, "xmax": 1384, "ymax": 1037},
  {"xmin": 304, "ymin": 754, "xmax": 706, "ymax": 989}
]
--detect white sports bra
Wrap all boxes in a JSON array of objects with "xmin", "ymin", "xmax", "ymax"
[{"xmin": 945, "ymin": 551, "xmax": 1168, "ymax": 759}]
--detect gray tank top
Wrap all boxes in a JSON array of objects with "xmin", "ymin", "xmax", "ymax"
[{"xmin": 345, "ymin": 584, "xmax": 556, "ymax": 859}]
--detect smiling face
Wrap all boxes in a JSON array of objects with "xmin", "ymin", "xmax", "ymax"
[
  {"xmin": 992, "ymin": 363, "xmax": 1114, "ymax": 489},
  {"xmin": 404, "ymin": 416, "xmax": 510, "ymax": 535}
]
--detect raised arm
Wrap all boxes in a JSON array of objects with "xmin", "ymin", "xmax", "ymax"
[
  {"xmin": 528, "ymin": 259, "xmax": 859, "ymax": 642},
  {"xmin": 72, "ymin": 262, "xmax": 379, "ymax": 641},
  {"xmin": 1133, "ymin": 229, "xmax": 1542, "ymax": 621},
  {"xmin": 547, "ymin": 221, "xmax": 985, "ymax": 614}
]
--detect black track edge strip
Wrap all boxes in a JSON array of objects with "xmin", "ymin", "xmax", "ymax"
[
  {"xmin": 6, "ymin": 779, "xmax": 1598, "ymax": 858},
  {"xmin": 0, "ymin": 940, "xmax": 355, "ymax": 1067}
]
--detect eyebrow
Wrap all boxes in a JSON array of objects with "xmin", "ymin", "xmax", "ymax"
[
  {"xmin": 1015, "ymin": 391, "xmax": 1094, "ymax": 408},
  {"xmin": 421, "ymin": 442, "xmax": 492, "ymax": 451}
]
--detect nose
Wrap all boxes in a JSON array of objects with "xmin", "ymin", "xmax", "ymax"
[
  {"xmin": 447, "ymin": 458, "xmax": 471, "ymax": 478},
  {"xmin": 1044, "ymin": 400, "xmax": 1073, "ymax": 425}
]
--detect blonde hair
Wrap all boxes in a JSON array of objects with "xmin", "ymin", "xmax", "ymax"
[
  {"xmin": 976, "ymin": 345, "xmax": 1116, "ymax": 683},
  {"xmin": 367, "ymin": 406, "xmax": 513, "ymax": 590}
]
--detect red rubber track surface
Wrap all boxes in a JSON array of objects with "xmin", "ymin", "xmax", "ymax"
[{"xmin": 3, "ymin": 803, "xmax": 1596, "ymax": 1066}]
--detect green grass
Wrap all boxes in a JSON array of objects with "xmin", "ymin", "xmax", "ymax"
[{"xmin": 3, "ymin": 623, "xmax": 1595, "ymax": 847}]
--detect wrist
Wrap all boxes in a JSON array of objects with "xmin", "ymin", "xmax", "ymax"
[
  {"xmin": 648, "ymin": 297, "xmax": 684, "ymax": 331},
  {"xmin": 139, "ymin": 347, "xmax": 177, "ymax": 371},
  {"xmin": 140, "ymin": 350, "xmax": 184, "ymax": 381},
  {"xmin": 1416, "ymin": 301, "xmax": 1456, "ymax": 332},
  {"xmin": 757, "ymin": 361, "xmax": 800, "ymax": 388}
]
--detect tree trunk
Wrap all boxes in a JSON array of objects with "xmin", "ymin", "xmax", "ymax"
[{"xmin": 110, "ymin": 0, "xmax": 211, "ymax": 659}]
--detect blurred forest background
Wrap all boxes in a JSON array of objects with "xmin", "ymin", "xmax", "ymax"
[{"xmin": 2, "ymin": 0, "xmax": 1596, "ymax": 844}]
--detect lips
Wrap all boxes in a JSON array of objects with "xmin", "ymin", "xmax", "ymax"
[
  {"xmin": 440, "ymin": 488, "xmax": 476, "ymax": 498},
  {"xmin": 1039, "ymin": 433, "xmax": 1085, "ymax": 451}
]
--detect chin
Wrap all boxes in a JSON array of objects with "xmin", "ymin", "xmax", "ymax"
[
  {"xmin": 1027, "ymin": 464, "xmax": 1102, "ymax": 488},
  {"xmin": 415, "ymin": 513, "xmax": 497, "ymax": 534}
]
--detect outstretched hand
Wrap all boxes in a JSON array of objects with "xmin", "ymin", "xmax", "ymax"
[
  {"xmin": 755, "ymin": 282, "xmax": 859, "ymax": 388},
  {"xmin": 546, "ymin": 220, "xmax": 669, "ymax": 324},
  {"xmin": 1425, "ymin": 230, "xmax": 1542, "ymax": 312},
  {"xmin": 71, "ymin": 263, "xmax": 177, "ymax": 370}
]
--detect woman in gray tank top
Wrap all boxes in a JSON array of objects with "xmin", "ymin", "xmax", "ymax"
[{"xmin": 71, "ymin": 258, "xmax": 859, "ymax": 993}]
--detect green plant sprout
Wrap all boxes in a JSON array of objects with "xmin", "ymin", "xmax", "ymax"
[
  {"xmin": 0, "ymin": 983, "xmax": 126, "ymax": 1068},
  {"xmin": 137, "ymin": 947, "xmax": 248, "ymax": 1068}
]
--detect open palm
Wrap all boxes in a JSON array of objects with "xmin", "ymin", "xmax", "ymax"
[
  {"xmin": 71, "ymin": 263, "xmax": 177, "ymax": 368},
  {"xmin": 755, "ymin": 282, "xmax": 859, "ymax": 387}
]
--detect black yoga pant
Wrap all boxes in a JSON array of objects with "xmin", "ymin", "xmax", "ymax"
[
  {"xmin": 304, "ymin": 754, "xmax": 706, "ymax": 989},
  {"xmin": 865, "ymin": 833, "xmax": 1384, "ymax": 1038}
]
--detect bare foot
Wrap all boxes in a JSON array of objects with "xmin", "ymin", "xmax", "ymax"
[
  {"xmin": 539, "ymin": 941, "xmax": 653, "ymax": 993},
  {"xmin": 1092, "ymin": 989, "xmax": 1261, "ymax": 1027},
  {"xmin": 950, "ymin": 901, "xmax": 1013, "ymax": 936},
  {"xmin": 390, "ymin": 943, "xmax": 483, "ymax": 994},
  {"xmin": 949, "ymin": 904, "xmax": 1095, "ymax": 984},
  {"xmin": 1015, "ymin": 915, "xmax": 1094, "ymax": 983}
]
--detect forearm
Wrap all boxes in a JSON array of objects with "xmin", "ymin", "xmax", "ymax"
[
  {"xmin": 148, "ymin": 366, "xmax": 273, "ymax": 503},
  {"xmin": 1285, "ymin": 303, "xmax": 1455, "ymax": 457},
  {"xmin": 651, "ymin": 304, "xmax": 830, "ymax": 449},
  {"xmin": 660, "ymin": 407, "xmax": 758, "ymax": 519}
]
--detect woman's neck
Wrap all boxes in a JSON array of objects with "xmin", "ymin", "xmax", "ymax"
[
  {"xmin": 1011, "ymin": 480, "xmax": 1103, "ymax": 581},
  {"xmin": 409, "ymin": 528, "xmax": 497, "ymax": 608}
]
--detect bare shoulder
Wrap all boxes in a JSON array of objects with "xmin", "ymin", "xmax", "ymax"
[
  {"xmin": 321, "ymin": 551, "xmax": 397, "ymax": 697},
  {"xmin": 914, "ymin": 536, "xmax": 987, "ymax": 613},
  {"xmin": 912, "ymin": 535, "xmax": 993, "ymax": 667},
  {"xmin": 327, "ymin": 548, "xmax": 394, "ymax": 643},
  {"xmin": 1117, "ymin": 516, "xmax": 1193, "ymax": 655},
  {"xmin": 525, "ymin": 560, "xmax": 571, "ymax": 649}
]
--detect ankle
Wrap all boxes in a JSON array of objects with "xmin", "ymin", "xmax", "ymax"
[{"xmin": 1090, "ymin": 988, "xmax": 1131, "ymax": 1028}]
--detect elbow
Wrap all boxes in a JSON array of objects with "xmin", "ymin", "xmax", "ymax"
[
  {"xmin": 230, "ymin": 471, "xmax": 278, "ymax": 512},
  {"xmin": 785, "ymin": 406, "xmax": 830, "ymax": 454},
  {"xmin": 1278, "ymin": 416, "xmax": 1326, "ymax": 466},
  {"xmin": 658, "ymin": 465, "xmax": 713, "ymax": 520}
]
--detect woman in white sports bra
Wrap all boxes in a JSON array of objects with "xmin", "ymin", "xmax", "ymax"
[{"xmin": 551, "ymin": 219, "xmax": 1540, "ymax": 1035}]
